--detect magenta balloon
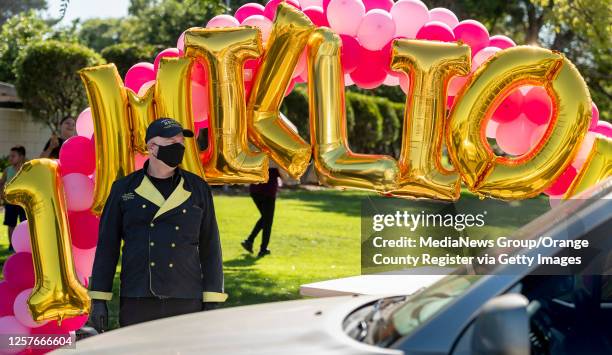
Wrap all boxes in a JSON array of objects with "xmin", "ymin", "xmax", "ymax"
[
  {"xmin": 234, "ymin": 3, "xmax": 265, "ymax": 22},
  {"xmin": 124, "ymin": 62, "xmax": 155, "ymax": 92},
  {"xmin": 363, "ymin": 0, "xmax": 393, "ymax": 12},
  {"xmin": 2, "ymin": 253, "xmax": 34, "ymax": 291},
  {"xmin": 495, "ymin": 114, "xmax": 538, "ymax": 156},
  {"xmin": 590, "ymin": 102, "xmax": 599, "ymax": 130},
  {"xmin": 153, "ymin": 48, "xmax": 181, "ymax": 73},
  {"xmin": 68, "ymin": 211, "xmax": 100, "ymax": 249},
  {"xmin": 357, "ymin": 10, "xmax": 396, "ymax": 50},
  {"xmin": 11, "ymin": 221, "xmax": 30, "ymax": 254},
  {"xmin": 191, "ymin": 60, "xmax": 207, "ymax": 86},
  {"xmin": 544, "ymin": 165, "xmax": 577, "ymax": 196},
  {"xmin": 322, "ymin": 0, "xmax": 331, "ymax": 11},
  {"xmin": 428, "ymin": 7, "xmax": 459, "ymax": 28},
  {"xmin": 327, "ymin": 0, "xmax": 366, "ymax": 36},
  {"xmin": 488, "ymin": 35, "xmax": 516, "ymax": 49},
  {"xmin": 263, "ymin": 0, "xmax": 300, "ymax": 20},
  {"xmin": 416, "ymin": 21, "xmax": 455, "ymax": 42},
  {"xmin": 192, "ymin": 81, "xmax": 209, "ymax": 123},
  {"xmin": 303, "ymin": 6, "xmax": 329, "ymax": 27},
  {"xmin": 340, "ymin": 34, "xmax": 360, "ymax": 74},
  {"xmin": 62, "ymin": 173, "xmax": 94, "ymax": 212},
  {"xmin": 591, "ymin": 121, "xmax": 612, "ymax": 138},
  {"xmin": 75, "ymin": 107, "xmax": 93, "ymax": 138},
  {"xmin": 390, "ymin": 0, "xmax": 429, "ymax": 38},
  {"xmin": 0, "ymin": 282, "xmax": 20, "ymax": 317},
  {"xmin": 59, "ymin": 136, "xmax": 96, "ymax": 176},
  {"xmin": 491, "ymin": 89, "xmax": 524, "ymax": 123},
  {"xmin": 523, "ymin": 86, "xmax": 552, "ymax": 125},
  {"xmin": 454, "ymin": 20, "xmax": 490, "ymax": 54},
  {"xmin": 350, "ymin": 46, "xmax": 388, "ymax": 89}
]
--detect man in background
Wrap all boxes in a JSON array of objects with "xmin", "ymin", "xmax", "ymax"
[{"xmin": 0, "ymin": 146, "xmax": 27, "ymax": 252}]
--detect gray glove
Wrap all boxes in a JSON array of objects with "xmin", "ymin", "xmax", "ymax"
[{"xmin": 87, "ymin": 300, "xmax": 108, "ymax": 333}]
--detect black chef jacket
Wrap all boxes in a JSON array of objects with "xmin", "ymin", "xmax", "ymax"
[{"xmin": 88, "ymin": 161, "xmax": 227, "ymax": 303}]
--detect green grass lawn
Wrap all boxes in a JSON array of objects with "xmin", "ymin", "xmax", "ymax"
[{"xmin": 0, "ymin": 188, "xmax": 548, "ymax": 330}]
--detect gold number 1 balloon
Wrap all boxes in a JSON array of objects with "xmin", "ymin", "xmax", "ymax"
[{"xmin": 3, "ymin": 159, "xmax": 90, "ymax": 323}]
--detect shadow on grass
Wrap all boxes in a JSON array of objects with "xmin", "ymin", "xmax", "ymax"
[{"xmin": 278, "ymin": 189, "xmax": 370, "ymax": 217}]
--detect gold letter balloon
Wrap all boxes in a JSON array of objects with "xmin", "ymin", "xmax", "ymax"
[{"xmin": 3, "ymin": 159, "xmax": 90, "ymax": 323}]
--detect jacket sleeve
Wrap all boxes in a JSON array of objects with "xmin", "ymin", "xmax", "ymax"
[
  {"xmin": 88, "ymin": 181, "xmax": 123, "ymax": 301},
  {"xmin": 199, "ymin": 184, "xmax": 227, "ymax": 303}
]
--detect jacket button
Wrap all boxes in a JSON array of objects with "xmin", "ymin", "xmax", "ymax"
[
  {"xmin": 182, "ymin": 209, "xmax": 187, "ymax": 213},
  {"xmin": 150, "ymin": 262, "xmax": 155, "ymax": 266},
  {"xmin": 150, "ymin": 223, "xmax": 155, "ymax": 227},
  {"xmin": 142, "ymin": 204, "xmax": 147, "ymax": 208},
  {"xmin": 175, "ymin": 226, "xmax": 180, "ymax": 230},
  {"xmin": 169, "ymin": 263, "xmax": 173, "ymax": 268},
  {"xmin": 171, "ymin": 243, "xmax": 176, "ymax": 248},
  {"xmin": 150, "ymin": 242, "xmax": 154, "ymax": 246}
]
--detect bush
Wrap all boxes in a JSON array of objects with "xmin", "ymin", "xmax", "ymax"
[
  {"xmin": 100, "ymin": 43, "xmax": 156, "ymax": 78},
  {"xmin": 15, "ymin": 40, "xmax": 105, "ymax": 130}
]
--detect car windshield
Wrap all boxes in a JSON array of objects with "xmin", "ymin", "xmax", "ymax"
[{"xmin": 391, "ymin": 275, "xmax": 482, "ymax": 335}]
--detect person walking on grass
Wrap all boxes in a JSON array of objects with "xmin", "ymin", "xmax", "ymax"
[
  {"xmin": 241, "ymin": 167, "xmax": 281, "ymax": 258},
  {"xmin": 0, "ymin": 146, "xmax": 27, "ymax": 252}
]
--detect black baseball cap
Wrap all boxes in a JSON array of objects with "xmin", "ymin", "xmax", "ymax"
[{"xmin": 145, "ymin": 117, "xmax": 194, "ymax": 143}]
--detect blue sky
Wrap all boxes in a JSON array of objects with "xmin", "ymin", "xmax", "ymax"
[{"xmin": 46, "ymin": 0, "xmax": 130, "ymax": 24}]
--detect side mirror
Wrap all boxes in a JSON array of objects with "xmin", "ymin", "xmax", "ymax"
[{"xmin": 471, "ymin": 294, "xmax": 530, "ymax": 355}]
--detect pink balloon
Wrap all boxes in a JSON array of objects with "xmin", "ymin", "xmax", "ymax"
[
  {"xmin": 0, "ymin": 315, "xmax": 31, "ymax": 336},
  {"xmin": 591, "ymin": 121, "xmax": 612, "ymax": 138},
  {"xmin": 495, "ymin": 114, "xmax": 538, "ymax": 156},
  {"xmin": 124, "ymin": 62, "xmax": 155, "ymax": 92},
  {"xmin": 72, "ymin": 246, "xmax": 96, "ymax": 280},
  {"xmin": 572, "ymin": 132, "xmax": 597, "ymax": 169},
  {"xmin": 448, "ymin": 76, "xmax": 468, "ymax": 97},
  {"xmin": 416, "ymin": 21, "xmax": 455, "ymax": 42},
  {"xmin": 363, "ymin": 0, "xmax": 393, "ymax": 12},
  {"xmin": 390, "ymin": 0, "xmax": 429, "ymax": 38},
  {"xmin": 303, "ymin": 6, "xmax": 329, "ymax": 27},
  {"xmin": 0, "ymin": 282, "xmax": 20, "ymax": 317},
  {"xmin": 590, "ymin": 102, "xmax": 599, "ymax": 130},
  {"xmin": 292, "ymin": 50, "xmax": 307, "ymax": 78},
  {"xmin": 399, "ymin": 73, "xmax": 410, "ymax": 94},
  {"xmin": 340, "ymin": 34, "xmax": 360, "ymax": 74},
  {"xmin": 357, "ymin": 10, "xmax": 395, "ymax": 51},
  {"xmin": 488, "ymin": 35, "xmax": 515, "ymax": 49},
  {"xmin": 176, "ymin": 31, "xmax": 186, "ymax": 51},
  {"xmin": 135, "ymin": 153, "xmax": 148, "ymax": 170},
  {"xmin": 138, "ymin": 80, "xmax": 156, "ymax": 96},
  {"xmin": 11, "ymin": 221, "xmax": 30, "ymax": 254},
  {"xmin": 75, "ymin": 108, "xmax": 93, "ymax": 138},
  {"xmin": 491, "ymin": 89, "xmax": 524, "ymax": 123},
  {"xmin": 529, "ymin": 123, "xmax": 548, "ymax": 148},
  {"xmin": 523, "ymin": 86, "xmax": 552, "ymax": 125},
  {"xmin": 62, "ymin": 173, "xmax": 94, "ymax": 212},
  {"xmin": 544, "ymin": 165, "xmax": 577, "ymax": 196},
  {"xmin": 14, "ymin": 289, "xmax": 49, "ymax": 328},
  {"xmin": 454, "ymin": 20, "xmax": 490, "ymax": 54},
  {"xmin": 192, "ymin": 81, "xmax": 209, "ymax": 123},
  {"xmin": 285, "ymin": 78, "xmax": 297, "ymax": 96},
  {"xmin": 153, "ymin": 48, "xmax": 181, "ymax": 73},
  {"xmin": 428, "ymin": 7, "xmax": 459, "ymax": 28},
  {"xmin": 2, "ymin": 253, "xmax": 34, "ymax": 291},
  {"xmin": 68, "ymin": 211, "xmax": 99, "ymax": 249},
  {"xmin": 207, "ymin": 14, "xmax": 240, "ymax": 28},
  {"xmin": 383, "ymin": 73, "xmax": 399, "ymax": 86},
  {"xmin": 301, "ymin": 0, "xmax": 322, "ymax": 8},
  {"xmin": 485, "ymin": 119, "xmax": 500, "ymax": 138},
  {"xmin": 242, "ymin": 15, "xmax": 273, "ymax": 42},
  {"xmin": 327, "ymin": 0, "xmax": 366, "ymax": 36},
  {"xmin": 471, "ymin": 46, "xmax": 501, "ymax": 71},
  {"xmin": 59, "ymin": 136, "xmax": 96, "ymax": 176},
  {"xmin": 263, "ymin": 0, "xmax": 300, "ymax": 20},
  {"xmin": 234, "ymin": 3, "xmax": 265, "ymax": 23}
]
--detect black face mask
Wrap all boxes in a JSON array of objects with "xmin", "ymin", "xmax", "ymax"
[{"xmin": 154, "ymin": 143, "xmax": 185, "ymax": 168}]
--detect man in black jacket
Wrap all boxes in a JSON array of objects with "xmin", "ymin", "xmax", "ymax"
[{"xmin": 88, "ymin": 117, "xmax": 226, "ymax": 331}]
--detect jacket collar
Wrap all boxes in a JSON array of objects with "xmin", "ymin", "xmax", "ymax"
[{"xmin": 135, "ymin": 160, "xmax": 192, "ymax": 220}]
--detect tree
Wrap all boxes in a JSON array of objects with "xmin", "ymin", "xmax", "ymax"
[
  {"xmin": 0, "ymin": 11, "xmax": 50, "ymax": 83},
  {"xmin": 14, "ymin": 40, "xmax": 105, "ymax": 131},
  {"xmin": 100, "ymin": 43, "xmax": 156, "ymax": 77},
  {"xmin": 0, "ymin": 0, "xmax": 47, "ymax": 25},
  {"xmin": 78, "ymin": 18, "xmax": 124, "ymax": 52}
]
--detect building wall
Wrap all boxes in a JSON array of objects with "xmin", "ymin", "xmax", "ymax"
[{"xmin": 0, "ymin": 108, "xmax": 51, "ymax": 160}]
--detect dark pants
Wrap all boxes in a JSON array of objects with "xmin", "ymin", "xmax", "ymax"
[
  {"xmin": 247, "ymin": 193, "xmax": 276, "ymax": 251},
  {"xmin": 119, "ymin": 297, "xmax": 201, "ymax": 327}
]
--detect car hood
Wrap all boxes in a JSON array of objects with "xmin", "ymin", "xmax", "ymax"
[{"xmin": 54, "ymin": 295, "xmax": 403, "ymax": 355}]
